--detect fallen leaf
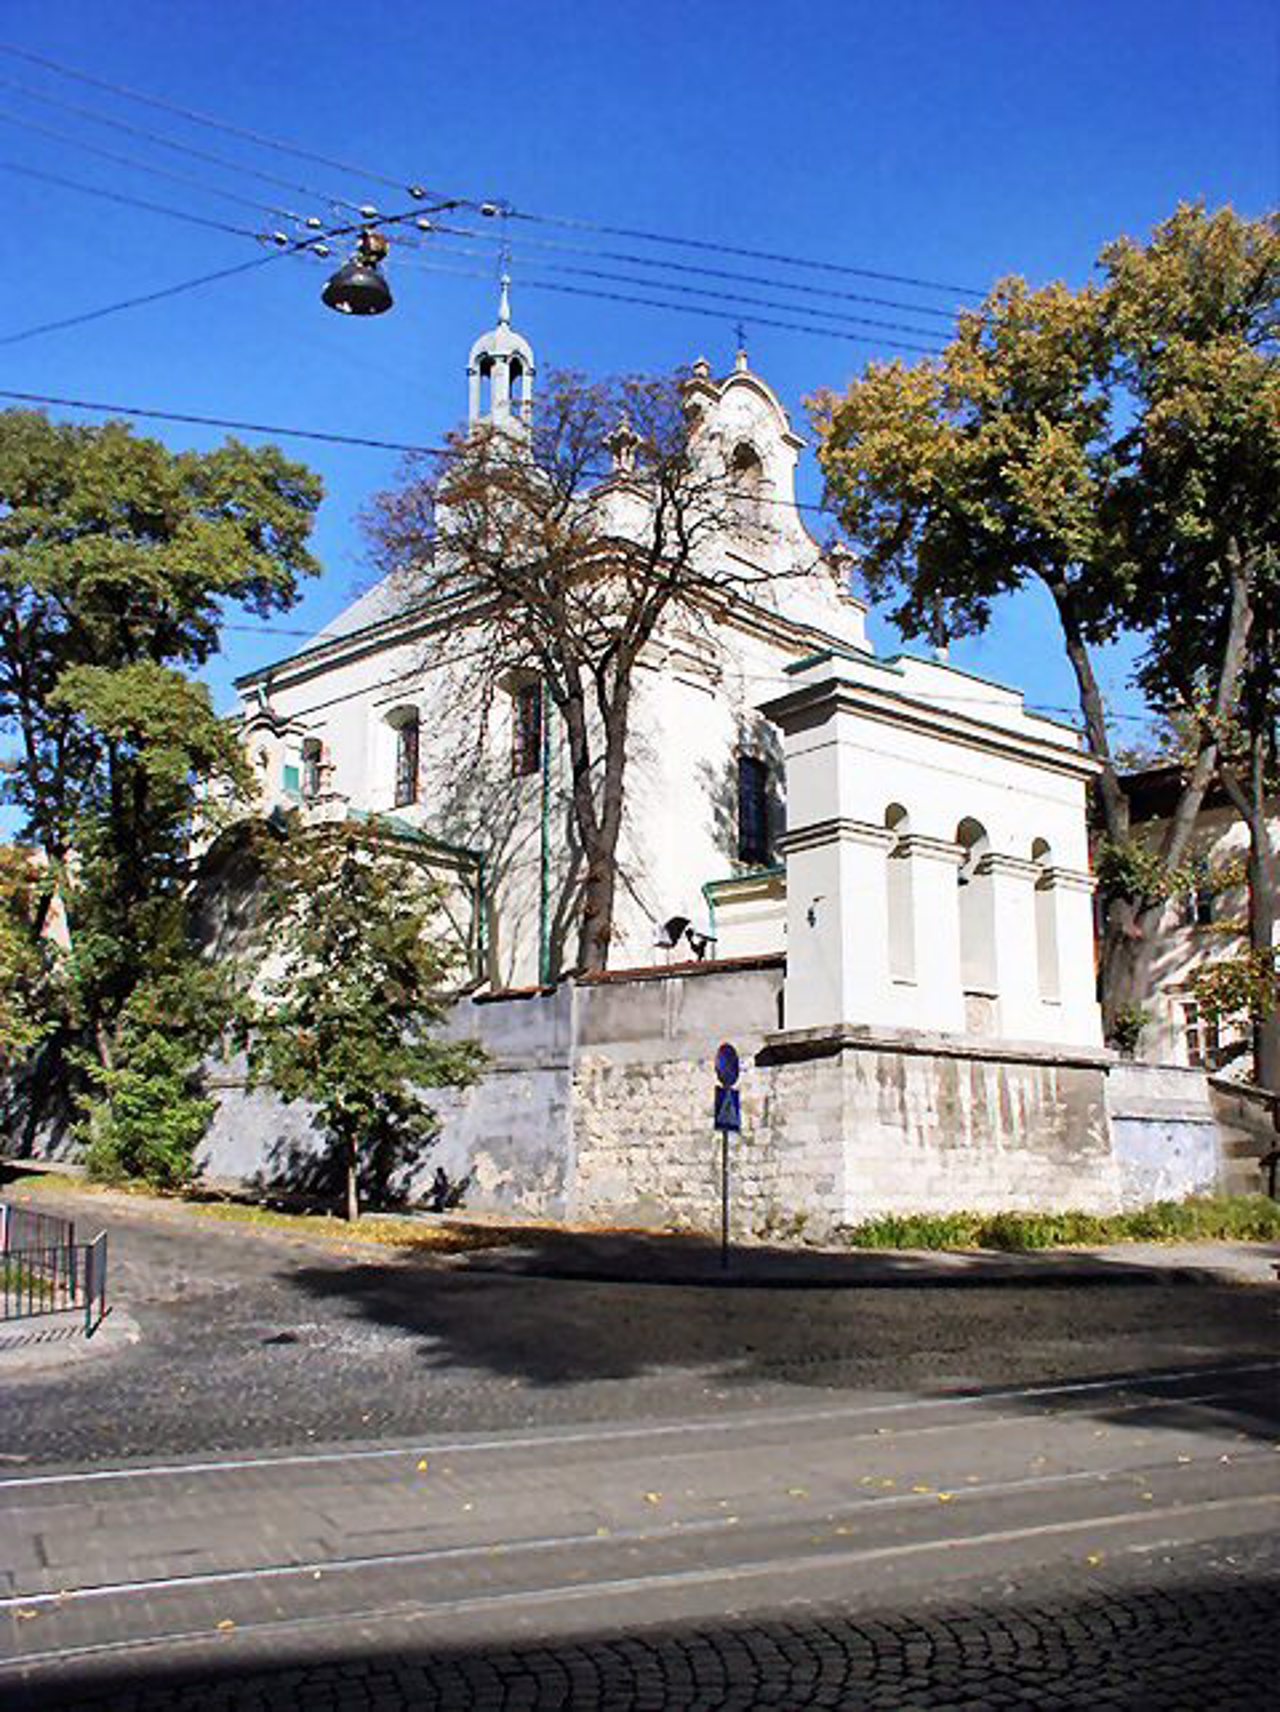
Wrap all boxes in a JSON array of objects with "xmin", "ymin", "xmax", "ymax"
[
  {"xmin": 911, "ymin": 1484, "xmax": 933, "ymax": 1494},
  {"xmin": 417, "ymin": 1458, "xmax": 429, "ymax": 1473},
  {"xmin": 879, "ymin": 1479, "xmax": 896, "ymax": 1489},
  {"xmin": 643, "ymin": 1491, "xmax": 662, "ymax": 1504},
  {"xmin": 15, "ymin": 1608, "xmax": 39, "ymax": 1622},
  {"xmin": 787, "ymin": 1487, "xmax": 808, "ymax": 1498},
  {"xmin": 595, "ymin": 1526, "xmax": 610, "ymax": 1537},
  {"xmin": 937, "ymin": 1492, "xmax": 954, "ymax": 1503},
  {"xmin": 1086, "ymin": 1553, "xmax": 1104, "ymax": 1567},
  {"xmin": 216, "ymin": 1619, "xmax": 235, "ymax": 1633}
]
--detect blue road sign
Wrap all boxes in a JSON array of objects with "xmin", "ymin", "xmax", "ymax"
[
  {"xmin": 715, "ymin": 1041, "xmax": 740, "ymax": 1086},
  {"xmin": 713, "ymin": 1085, "xmax": 742, "ymax": 1132}
]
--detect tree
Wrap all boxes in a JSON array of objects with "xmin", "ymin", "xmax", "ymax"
[
  {"xmin": 1104, "ymin": 207, "xmax": 1280, "ymax": 1087},
  {"xmin": 812, "ymin": 205, "xmax": 1278, "ymax": 1066},
  {"xmin": 0, "ymin": 847, "xmax": 58, "ymax": 1072},
  {"xmin": 0, "ymin": 409, "xmax": 323, "ymax": 1153},
  {"xmin": 364, "ymin": 370, "xmax": 815, "ymax": 973},
  {"xmin": 243, "ymin": 820, "xmax": 486, "ymax": 1221}
]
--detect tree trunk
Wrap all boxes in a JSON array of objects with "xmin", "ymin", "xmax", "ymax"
[
  {"xmin": 1220, "ymin": 738, "xmax": 1279, "ymax": 1093},
  {"xmin": 1044, "ymin": 549, "xmax": 1254, "ymax": 1045},
  {"xmin": 343, "ymin": 1136, "xmax": 360, "ymax": 1222}
]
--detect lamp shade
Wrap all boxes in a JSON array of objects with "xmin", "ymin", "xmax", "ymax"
[{"xmin": 321, "ymin": 259, "xmax": 393, "ymax": 316}]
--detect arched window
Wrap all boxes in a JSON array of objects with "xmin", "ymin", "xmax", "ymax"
[
  {"xmin": 477, "ymin": 353, "xmax": 494, "ymax": 419},
  {"xmin": 730, "ymin": 442, "xmax": 767, "ymax": 536},
  {"xmin": 1032, "ymin": 838, "xmax": 1060, "ymax": 1002},
  {"xmin": 388, "ymin": 709, "xmax": 420, "ymax": 807},
  {"xmin": 509, "ymin": 355, "xmax": 527, "ymax": 416},
  {"xmin": 956, "ymin": 818, "xmax": 996, "ymax": 993},
  {"xmin": 885, "ymin": 804, "xmax": 915, "ymax": 982}
]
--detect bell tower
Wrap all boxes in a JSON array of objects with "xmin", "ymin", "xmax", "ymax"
[{"xmin": 467, "ymin": 276, "xmax": 535, "ymax": 431}]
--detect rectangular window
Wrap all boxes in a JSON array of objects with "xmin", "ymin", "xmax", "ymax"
[
  {"xmin": 394, "ymin": 718, "xmax": 420, "ymax": 808},
  {"xmin": 512, "ymin": 681, "xmax": 544, "ymax": 777},
  {"xmin": 737, "ymin": 754, "xmax": 770, "ymax": 866},
  {"xmin": 1181, "ymin": 999, "xmax": 1222, "ymax": 1069},
  {"xmin": 282, "ymin": 763, "xmax": 301, "ymax": 798}
]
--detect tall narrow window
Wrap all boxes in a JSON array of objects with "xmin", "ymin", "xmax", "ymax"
[
  {"xmin": 512, "ymin": 681, "xmax": 544, "ymax": 777},
  {"xmin": 394, "ymin": 715, "xmax": 420, "ymax": 807},
  {"xmin": 737, "ymin": 754, "xmax": 770, "ymax": 866},
  {"xmin": 301, "ymin": 737, "xmax": 323, "ymax": 800}
]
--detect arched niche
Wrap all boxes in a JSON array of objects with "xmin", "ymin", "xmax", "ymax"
[
  {"xmin": 885, "ymin": 803, "xmax": 915, "ymax": 982},
  {"xmin": 1032, "ymin": 837, "xmax": 1061, "ymax": 1002},
  {"xmin": 956, "ymin": 817, "xmax": 996, "ymax": 994}
]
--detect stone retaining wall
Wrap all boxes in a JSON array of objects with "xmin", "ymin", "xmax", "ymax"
[{"xmin": 184, "ymin": 962, "xmax": 1257, "ymax": 1231}]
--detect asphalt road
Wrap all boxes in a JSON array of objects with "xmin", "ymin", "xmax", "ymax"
[{"xmin": 2, "ymin": 1192, "xmax": 1278, "ymax": 1707}]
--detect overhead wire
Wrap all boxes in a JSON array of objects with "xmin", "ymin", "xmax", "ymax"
[
  {"xmin": 394, "ymin": 252, "xmax": 944, "ymax": 354},
  {"xmin": 0, "ymin": 202, "xmax": 457, "ymax": 348},
  {"xmin": 417, "ymin": 219, "xmax": 965, "ymax": 323},
  {"xmin": 0, "ymin": 39, "xmax": 986, "ymax": 304},
  {"xmin": 0, "ymin": 73, "xmax": 370, "ymax": 215},
  {"xmin": 0, "ymin": 103, "xmax": 300, "ymax": 221},
  {"xmin": 0, "ymin": 156, "xmax": 260, "ymax": 239},
  {"xmin": 397, "ymin": 231, "xmax": 949, "ymax": 343}
]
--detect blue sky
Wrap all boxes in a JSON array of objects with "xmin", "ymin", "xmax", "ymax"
[{"xmin": 0, "ymin": 0, "xmax": 1275, "ymax": 737}]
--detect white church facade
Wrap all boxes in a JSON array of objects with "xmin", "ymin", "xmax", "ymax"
[{"xmin": 234, "ymin": 293, "xmax": 1104, "ymax": 1058}]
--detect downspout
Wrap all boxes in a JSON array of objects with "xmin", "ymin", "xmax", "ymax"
[{"xmin": 475, "ymin": 849, "xmax": 488, "ymax": 982}]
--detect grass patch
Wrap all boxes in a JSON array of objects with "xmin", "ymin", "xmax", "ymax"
[
  {"xmin": 1, "ymin": 1256, "xmax": 56, "ymax": 1301},
  {"xmin": 841, "ymin": 1195, "xmax": 1280, "ymax": 1252},
  {"xmin": 187, "ymin": 1201, "xmax": 534, "ymax": 1253}
]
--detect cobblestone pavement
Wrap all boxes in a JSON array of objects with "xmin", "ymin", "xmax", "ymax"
[
  {"xmin": 9, "ymin": 1536, "xmax": 1278, "ymax": 1709},
  {"xmin": 3, "ymin": 1191, "xmax": 1277, "ymax": 1466}
]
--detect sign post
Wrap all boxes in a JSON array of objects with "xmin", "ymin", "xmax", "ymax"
[{"xmin": 713, "ymin": 1042, "xmax": 741, "ymax": 1272}]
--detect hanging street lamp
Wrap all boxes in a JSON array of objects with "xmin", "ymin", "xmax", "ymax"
[{"xmin": 321, "ymin": 228, "xmax": 394, "ymax": 317}]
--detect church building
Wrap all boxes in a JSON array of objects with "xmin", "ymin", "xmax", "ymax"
[{"xmin": 234, "ymin": 290, "xmax": 1102, "ymax": 1054}]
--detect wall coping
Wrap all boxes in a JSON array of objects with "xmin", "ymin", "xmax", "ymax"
[{"xmin": 757, "ymin": 1022, "xmax": 1114, "ymax": 1071}]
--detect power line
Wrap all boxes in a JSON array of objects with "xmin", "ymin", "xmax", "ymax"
[
  {"xmin": 397, "ymin": 253, "xmax": 944, "ymax": 355},
  {"xmin": 509, "ymin": 209, "xmax": 987, "ymax": 301},
  {"xmin": 0, "ymin": 156, "xmax": 259, "ymax": 239},
  {"xmin": 0, "ymin": 388, "xmax": 442, "ymax": 454},
  {"xmin": 422, "ymin": 220, "xmax": 964, "ymax": 324},
  {"xmin": 0, "ymin": 40, "xmax": 987, "ymax": 304},
  {"xmin": 0, "ymin": 103, "xmax": 296, "ymax": 221},
  {"xmin": 0, "ymin": 203, "xmax": 457, "ymax": 348},
  {"xmin": 0, "ymin": 71, "xmax": 370, "ymax": 214},
  {"xmin": 406, "ymin": 233, "xmax": 949, "ymax": 343},
  {"xmin": 0, "ymin": 41, "xmax": 423, "ymax": 195},
  {"xmin": 0, "ymin": 255, "xmax": 283, "ymax": 348}
]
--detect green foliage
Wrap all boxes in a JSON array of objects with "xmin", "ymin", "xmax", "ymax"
[
  {"xmin": 1107, "ymin": 1004, "xmax": 1153, "ymax": 1058},
  {"xmin": 0, "ymin": 846, "xmax": 60, "ymax": 1070},
  {"xmin": 1093, "ymin": 837, "xmax": 1183, "ymax": 907},
  {"xmin": 842, "ymin": 1195, "xmax": 1280, "ymax": 1251},
  {"xmin": 0, "ymin": 408, "xmax": 321, "ymax": 1160},
  {"xmin": 242, "ymin": 821, "xmax": 486, "ymax": 1218},
  {"xmin": 77, "ymin": 959, "xmax": 236, "ymax": 1188},
  {"xmin": 1192, "ymin": 950, "xmax": 1278, "ymax": 1025}
]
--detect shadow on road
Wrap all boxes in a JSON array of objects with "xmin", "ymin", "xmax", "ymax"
[
  {"xmin": 278, "ymin": 1225, "xmax": 1280, "ymax": 1442},
  {"xmin": 10, "ymin": 1555, "xmax": 1278, "ymax": 1710}
]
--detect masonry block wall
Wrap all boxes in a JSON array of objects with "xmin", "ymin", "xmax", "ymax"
[{"xmin": 188, "ymin": 962, "xmax": 1246, "ymax": 1233}]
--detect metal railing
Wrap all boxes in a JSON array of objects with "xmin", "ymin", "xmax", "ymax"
[{"xmin": 0, "ymin": 1201, "xmax": 109, "ymax": 1336}]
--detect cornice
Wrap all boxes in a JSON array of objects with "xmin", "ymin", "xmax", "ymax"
[
  {"xmin": 760, "ymin": 672, "xmax": 1101, "ymax": 783},
  {"xmin": 777, "ymin": 817, "xmax": 897, "ymax": 856}
]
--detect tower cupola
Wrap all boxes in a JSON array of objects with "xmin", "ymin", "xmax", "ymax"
[{"xmin": 467, "ymin": 276, "xmax": 535, "ymax": 431}]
